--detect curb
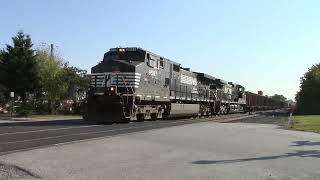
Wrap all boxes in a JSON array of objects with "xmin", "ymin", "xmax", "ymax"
[{"xmin": 0, "ymin": 116, "xmax": 83, "ymax": 123}]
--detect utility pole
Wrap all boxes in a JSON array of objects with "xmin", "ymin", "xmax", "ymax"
[
  {"xmin": 50, "ymin": 44, "xmax": 54, "ymax": 57},
  {"xmin": 10, "ymin": 92, "xmax": 14, "ymax": 117}
]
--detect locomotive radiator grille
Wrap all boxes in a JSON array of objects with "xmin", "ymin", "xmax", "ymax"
[{"xmin": 91, "ymin": 72, "xmax": 141, "ymax": 90}]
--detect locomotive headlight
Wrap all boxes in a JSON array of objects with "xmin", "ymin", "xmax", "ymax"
[{"xmin": 110, "ymin": 87, "xmax": 115, "ymax": 91}]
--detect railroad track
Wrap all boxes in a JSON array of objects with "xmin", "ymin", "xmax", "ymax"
[
  {"xmin": 190, "ymin": 113, "xmax": 259, "ymax": 123},
  {"xmin": 0, "ymin": 113, "xmax": 259, "ymax": 156}
]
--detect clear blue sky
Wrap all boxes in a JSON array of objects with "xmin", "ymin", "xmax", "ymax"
[{"xmin": 1, "ymin": 0, "xmax": 320, "ymax": 100}]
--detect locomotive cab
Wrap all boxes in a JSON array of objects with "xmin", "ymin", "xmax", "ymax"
[
  {"xmin": 87, "ymin": 48, "xmax": 148, "ymax": 123},
  {"xmin": 90, "ymin": 48, "xmax": 146, "ymax": 95}
]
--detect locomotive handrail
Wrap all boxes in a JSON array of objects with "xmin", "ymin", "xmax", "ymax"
[
  {"xmin": 94, "ymin": 76, "xmax": 97, "ymax": 91},
  {"xmin": 104, "ymin": 74, "xmax": 110, "ymax": 91},
  {"xmin": 119, "ymin": 75, "xmax": 134, "ymax": 94}
]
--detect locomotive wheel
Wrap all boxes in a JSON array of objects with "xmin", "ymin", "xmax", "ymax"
[
  {"xmin": 136, "ymin": 114, "xmax": 145, "ymax": 122},
  {"xmin": 223, "ymin": 108, "xmax": 227, "ymax": 115},
  {"xmin": 150, "ymin": 113, "xmax": 158, "ymax": 121},
  {"xmin": 121, "ymin": 118, "xmax": 130, "ymax": 124},
  {"xmin": 219, "ymin": 105, "xmax": 227, "ymax": 115},
  {"xmin": 219, "ymin": 106, "xmax": 224, "ymax": 115}
]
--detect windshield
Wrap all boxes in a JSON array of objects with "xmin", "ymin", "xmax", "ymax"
[{"xmin": 103, "ymin": 50, "xmax": 146, "ymax": 62}]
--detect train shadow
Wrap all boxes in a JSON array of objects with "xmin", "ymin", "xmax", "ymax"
[
  {"xmin": 192, "ymin": 150, "xmax": 320, "ymax": 165},
  {"xmin": 193, "ymin": 140, "xmax": 320, "ymax": 165},
  {"xmin": 290, "ymin": 140, "xmax": 320, "ymax": 147},
  {"xmin": 256, "ymin": 109, "xmax": 290, "ymax": 117}
]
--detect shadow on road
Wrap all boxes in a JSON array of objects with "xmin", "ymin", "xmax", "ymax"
[
  {"xmin": 192, "ymin": 150, "xmax": 320, "ymax": 165},
  {"xmin": 0, "ymin": 119, "xmax": 95, "ymax": 127},
  {"xmin": 256, "ymin": 109, "xmax": 290, "ymax": 117},
  {"xmin": 290, "ymin": 141, "xmax": 320, "ymax": 146},
  {"xmin": 0, "ymin": 162, "xmax": 40, "ymax": 179}
]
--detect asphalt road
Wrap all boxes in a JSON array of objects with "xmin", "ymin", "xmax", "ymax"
[
  {"xmin": 0, "ymin": 114, "xmax": 252, "ymax": 155},
  {"xmin": 1, "ymin": 112, "xmax": 319, "ymax": 180}
]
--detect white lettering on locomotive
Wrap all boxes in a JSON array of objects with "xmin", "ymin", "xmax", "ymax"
[
  {"xmin": 148, "ymin": 69, "xmax": 157, "ymax": 77},
  {"xmin": 180, "ymin": 74, "xmax": 197, "ymax": 85}
]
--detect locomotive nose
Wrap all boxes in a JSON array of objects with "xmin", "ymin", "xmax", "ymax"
[
  {"xmin": 91, "ymin": 71, "xmax": 141, "ymax": 95},
  {"xmin": 85, "ymin": 95, "xmax": 125, "ymax": 123}
]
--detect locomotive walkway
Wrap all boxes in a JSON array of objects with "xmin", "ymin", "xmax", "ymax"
[{"xmin": 0, "ymin": 113, "xmax": 256, "ymax": 155}]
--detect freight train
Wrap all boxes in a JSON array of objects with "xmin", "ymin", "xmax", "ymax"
[{"xmin": 84, "ymin": 47, "xmax": 285, "ymax": 123}]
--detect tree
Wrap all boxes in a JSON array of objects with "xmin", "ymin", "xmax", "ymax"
[
  {"xmin": 0, "ymin": 31, "xmax": 40, "ymax": 104},
  {"xmin": 296, "ymin": 63, "xmax": 320, "ymax": 114},
  {"xmin": 61, "ymin": 64, "xmax": 90, "ymax": 114},
  {"xmin": 62, "ymin": 63, "xmax": 90, "ymax": 103},
  {"xmin": 270, "ymin": 94, "xmax": 287, "ymax": 103},
  {"xmin": 36, "ymin": 47, "xmax": 89, "ymax": 114},
  {"xmin": 0, "ymin": 49, "xmax": 7, "ymax": 105},
  {"xmin": 36, "ymin": 48, "xmax": 68, "ymax": 114},
  {"xmin": 0, "ymin": 48, "xmax": 3, "ymax": 62}
]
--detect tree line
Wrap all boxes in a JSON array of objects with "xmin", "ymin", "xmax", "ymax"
[
  {"xmin": 0, "ymin": 31, "xmax": 89, "ymax": 116},
  {"xmin": 1, "ymin": 31, "xmax": 302, "ymax": 116},
  {"xmin": 295, "ymin": 63, "xmax": 320, "ymax": 114}
]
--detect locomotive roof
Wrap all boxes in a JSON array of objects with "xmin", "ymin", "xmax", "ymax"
[
  {"xmin": 194, "ymin": 72, "xmax": 216, "ymax": 81},
  {"xmin": 109, "ymin": 47, "xmax": 180, "ymax": 66},
  {"xmin": 215, "ymin": 79, "xmax": 228, "ymax": 84}
]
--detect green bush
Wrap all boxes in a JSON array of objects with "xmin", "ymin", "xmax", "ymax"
[
  {"xmin": 34, "ymin": 101, "xmax": 51, "ymax": 114},
  {"xmin": 15, "ymin": 103, "xmax": 34, "ymax": 117}
]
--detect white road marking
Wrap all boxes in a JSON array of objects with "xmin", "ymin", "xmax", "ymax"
[
  {"xmin": 0, "ymin": 114, "xmax": 258, "ymax": 148},
  {"xmin": 0, "ymin": 120, "xmax": 199, "ymax": 155},
  {"xmin": 0, "ymin": 125, "xmax": 103, "ymax": 136},
  {"xmin": 0, "ymin": 120, "xmax": 195, "ymax": 145}
]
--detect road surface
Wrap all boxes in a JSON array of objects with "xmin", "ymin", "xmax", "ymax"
[
  {"xmin": 0, "ymin": 114, "xmax": 251, "ymax": 155},
  {"xmin": 2, "ymin": 112, "xmax": 319, "ymax": 179}
]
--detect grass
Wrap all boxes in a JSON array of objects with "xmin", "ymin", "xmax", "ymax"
[
  {"xmin": 28, "ymin": 114, "xmax": 81, "ymax": 119},
  {"xmin": 292, "ymin": 115, "xmax": 320, "ymax": 133}
]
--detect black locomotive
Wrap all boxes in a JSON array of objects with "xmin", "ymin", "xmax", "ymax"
[{"xmin": 85, "ymin": 47, "xmax": 281, "ymax": 123}]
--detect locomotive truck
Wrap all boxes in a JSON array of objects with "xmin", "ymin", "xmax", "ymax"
[{"xmin": 85, "ymin": 47, "xmax": 284, "ymax": 123}]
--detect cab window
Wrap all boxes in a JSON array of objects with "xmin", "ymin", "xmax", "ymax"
[
  {"xmin": 147, "ymin": 54, "xmax": 157, "ymax": 68},
  {"xmin": 173, "ymin": 64, "xmax": 180, "ymax": 72}
]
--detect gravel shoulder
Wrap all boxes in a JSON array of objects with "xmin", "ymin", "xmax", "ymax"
[
  {"xmin": 234, "ymin": 110, "xmax": 291, "ymax": 128},
  {"xmin": 235, "ymin": 114, "xmax": 290, "ymax": 127}
]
